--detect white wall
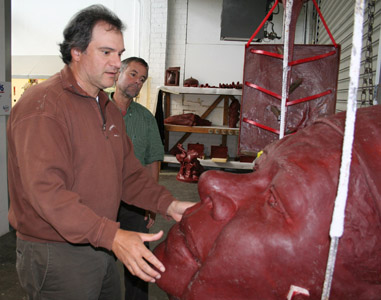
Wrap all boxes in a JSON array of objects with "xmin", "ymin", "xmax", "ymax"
[
  {"xmin": 182, "ymin": 0, "xmax": 308, "ymax": 86},
  {"xmin": 166, "ymin": 0, "xmax": 187, "ymax": 86},
  {"xmin": 184, "ymin": 0, "xmax": 247, "ymax": 86},
  {"xmin": 11, "ymin": 0, "xmax": 168, "ymax": 113},
  {"xmin": 145, "ymin": 0, "xmax": 168, "ymax": 112},
  {"xmin": 12, "ymin": 0, "xmax": 139, "ymax": 59}
]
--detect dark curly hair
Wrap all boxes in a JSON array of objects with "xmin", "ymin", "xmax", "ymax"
[{"xmin": 59, "ymin": 4, "xmax": 125, "ymax": 65}]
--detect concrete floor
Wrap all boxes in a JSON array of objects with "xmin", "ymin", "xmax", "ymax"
[{"xmin": 0, "ymin": 166, "xmax": 200, "ymax": 300}]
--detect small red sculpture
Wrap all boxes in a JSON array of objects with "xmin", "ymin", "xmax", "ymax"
[
  {"xmin": 154, "ymin": 105, "xmax": 381, "ymax": 299},
  {"xmin": 188, "ymin": 143, "xmax": 205, "ymax": 159},
  {"xmin": 175, "ymin": 144, "xmax": 204, "ymax": 183}
]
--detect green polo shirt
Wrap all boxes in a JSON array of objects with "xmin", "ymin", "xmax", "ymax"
[{"xmin": 109, "ymin": 93, "xmax": 164, "ymax": 166}]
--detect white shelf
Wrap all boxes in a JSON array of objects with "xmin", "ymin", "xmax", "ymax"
[
  {"xmin": 163, "ymin": 154, "xmax": 254, "ymax": 170},
  {"xmin": 159, "ymin": 86, "xmax": 247, "ymax": 170},
  {"xmin": 158, "ymin": 86, "xmax": 242, "ymax": 96}
]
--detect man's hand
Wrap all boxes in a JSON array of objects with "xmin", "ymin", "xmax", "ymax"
[
  {"xmin": 166, "ymin": 200, "xmax": 196, "ymax": 222},
  {"xmin": 144, "ymin": 211, "xmax": 156, "ymax": 229},
  {"xmin": 112, "ymin": 229, "xmax": 165, "ymax": 282}
]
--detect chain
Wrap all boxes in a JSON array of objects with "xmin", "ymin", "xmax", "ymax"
[
  {"xmin": 361, "ymin": 0, "xmax": 376, "ymax": 106},
  {"xmin": 314, "ymin": 0, "xmax": 322, "ymax": 44}
]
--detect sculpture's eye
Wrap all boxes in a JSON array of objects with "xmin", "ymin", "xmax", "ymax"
[
  {"xmin": 267, "ymin": 185, "xmax": 293, "ymax": 225},
  {"xmin": 267, "ymin": 192, "xmax": 278, "ymax": 208}
]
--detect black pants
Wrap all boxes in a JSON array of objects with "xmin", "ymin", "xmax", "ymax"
[
  {"xmin": 118, "ymin": 202, "xmax": 149, "ymax": 300},
  {"xmin": 16, "ymin": 238, "xmax": 121, "ymax": 300}
]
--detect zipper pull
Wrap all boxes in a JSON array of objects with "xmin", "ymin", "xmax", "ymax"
[{"xmin": 102, "ymin": 124, "xmax": 106, "ymax": 131}]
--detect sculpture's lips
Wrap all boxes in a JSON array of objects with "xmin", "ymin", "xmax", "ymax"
[{"xmin": 154, "ymin": 223, "xmax": 200, "ymax": 298}]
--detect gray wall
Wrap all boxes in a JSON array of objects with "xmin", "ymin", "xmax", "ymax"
[{"xmin": 0, "ymin": 0, "xmax": 11, "ymax": 235}]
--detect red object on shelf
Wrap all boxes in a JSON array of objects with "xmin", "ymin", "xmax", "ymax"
[
  {"xmin": 239, "ymin": 155, "xmax": 255, "ymax": 163},
  {"xmin": 175, "ymin": 144, "xmax": 204, "ymax": 183},
  {"xmin": 211, "ymin": 146, "xmax": 228, "ymax": 159},
  {"xmin": 183, "ymin": 77, "xmax": 199, "ymax": 87},
  {"xmin": 188, "ymin": 143, "xmax": 205, "ymax": 159},
  {"xmin": 165, "ymin": 67, "xmax": 180, "ymax": 86},
  {"xmin": 164, "ymin": 113, "xmax": 212, "ymax": 127}
]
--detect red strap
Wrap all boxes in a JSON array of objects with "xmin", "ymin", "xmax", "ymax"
[
  {"xmin": 250, "ymin": 49, "xmax": 284, "ymax": 59},
  {"xmin": 245, "ymin": 81, "xmax": 282, "ymax": 100},
  {"xmin": 289, "ymin": 50, "xmax": 337, "ymax": 66},
  {"xmin": 245, "ymin": 81, "xmax": 332, "ymax": 107},
  {"xmin": 250, "ymin": 48, "xmax": 337, "ymax": 66},
  {"xmin": 243, "ymin": 118, "xmax": 280, "ymax": 135},
  {"xmin": 246, "ymin": 0, "xmax": 280, "ymax": 47},
  {"xmin": 286, "ymin": 90, "xmax": 332, "ymax": 106},
  {"xmin": 311, "ymin": 0, "xmax": 337, "ymax": 47}
]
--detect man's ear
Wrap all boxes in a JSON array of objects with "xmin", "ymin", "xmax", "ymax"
[{"xmin": 71, "ymin": 48, "xmax": 81, "ymax": 62}]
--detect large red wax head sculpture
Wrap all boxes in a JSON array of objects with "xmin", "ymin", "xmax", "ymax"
[{"xmin": 154, "ymin": 105, "xmax": 381, "ymax": 300}]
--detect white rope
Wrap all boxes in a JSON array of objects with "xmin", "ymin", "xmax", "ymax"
[
  {"xmin": 321, "ymin": 0, "xmax": 365, "ymax": 299},
  {"xmin": 280, "ymin": 0, "xmax": 293, "ymax": 139}
]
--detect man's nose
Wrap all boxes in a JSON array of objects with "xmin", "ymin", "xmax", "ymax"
[{"xmin": 111, "ymin": 53, "xmax": 121, "ymax": 69}]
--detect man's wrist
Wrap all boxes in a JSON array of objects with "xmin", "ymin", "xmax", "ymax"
[{"xmin": 166, "ymin": 200, "xmax": 177, "ymax": 218}]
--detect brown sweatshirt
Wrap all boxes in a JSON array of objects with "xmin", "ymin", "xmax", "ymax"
[{"xmin": 7, "ymin": 65, "xmax": 174, "ymax": 250}]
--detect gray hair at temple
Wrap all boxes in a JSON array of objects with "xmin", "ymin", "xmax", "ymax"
[
  {"xmin": 59, "ymin": 4, "xmax": 125, "ymax": 65},
  {"xmin": 120, "ymin": 57, "xmax": 149, "ymax": 75}
]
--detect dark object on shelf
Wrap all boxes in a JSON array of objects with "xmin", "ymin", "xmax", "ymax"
[
  {"xmin": 188, "ymin": 143, "xmax": 205, "ymax": 159},
  {"xmin": 239, "ymin": 155, "xmax": 255, "ymax": 163},
  {"xmin": 199, "ymin": 82, "xmax": 242, "ymax": 89},
  {"xmin": 165, "ymin": 67, "xmax": 180, "ymax": 86},
  {"xmin": 175, "ymin": 144, "xmax": 204, "ymax": 183},
  {"xmin": 199, "ymin": 83, "xmax": 216, "ymax": 88},
  {"xmin": 164, "ymin": 113, "xmax": 211, "ymax": 126},
  {"xmin": 183, "ymin": 77, "xmax": 199, "ymax": 87},
  {"xmin": 228, "ymin": 98, "xmax": 240, "ymax": 128},
  {"xmin": 219, "ymin": 82, "xmax": 243, "ymax": 89},
  {"xmin": 211, "ymin": 145, "xmax": 228, "ymax": 162}
]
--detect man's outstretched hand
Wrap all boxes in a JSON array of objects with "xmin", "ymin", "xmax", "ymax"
[
  {"xmin": 112, "ymin": 229, "xmax": 165, "ymax": 283},
  {"xmin": 113, "ymin": 200, "xmax": 196, "ymax": 282}
]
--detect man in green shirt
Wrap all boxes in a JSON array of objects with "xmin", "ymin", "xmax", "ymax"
[{"xmin": 110, "ymin": 57, "xmax": 164, "ymax": 300}]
